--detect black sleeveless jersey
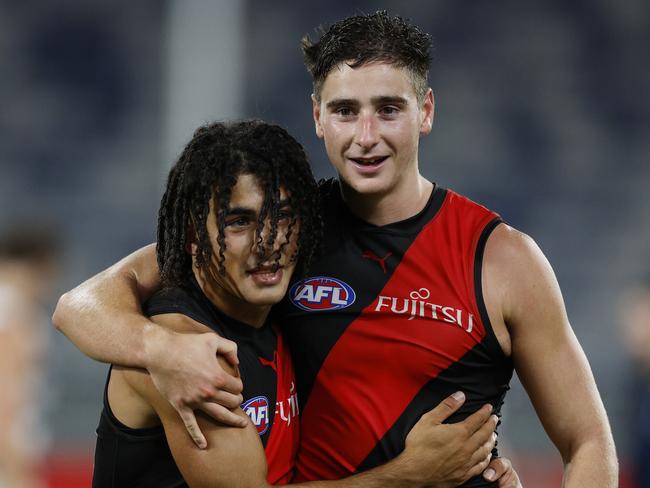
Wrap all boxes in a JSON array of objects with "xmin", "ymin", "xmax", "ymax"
[
  {"xmin": 92, "ymin": 277, "xmax": 299, "ymax": 487},
  {"xmin": 275, "ymin": 180, "xmax": 513, "ymax": 487}
]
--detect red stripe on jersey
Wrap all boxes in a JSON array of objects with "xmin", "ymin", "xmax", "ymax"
[
  {"xmin": 265, "ymin": 327, "xmax": 300, "ymax": 485},
  {"xmin": 295, "ymin": 191, "xmax": 498, "ymax": 480}
]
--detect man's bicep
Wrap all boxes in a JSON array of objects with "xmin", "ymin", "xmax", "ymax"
[
  {"xmin": 126, "ymin": 367, "xmax": 269, "ymax": 488},
  {"xmin": 492, "ymin": 229, "xmax": 610, "ymax": 457},
  {"xmin": 513, "ymin": 322, "xmax": 604, "ymax": 453},
  {"xmin": 165, "ymin": 406, "xmax": 269, "ymax": 488}
]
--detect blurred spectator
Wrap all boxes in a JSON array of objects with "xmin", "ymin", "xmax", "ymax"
[
  {"xmin": 620, "ymin": 271, "xmax": 650, "ymax": 488},
  {"xmin": 0, "ymin": 226, "xmax": 59, "ymax": 488}
]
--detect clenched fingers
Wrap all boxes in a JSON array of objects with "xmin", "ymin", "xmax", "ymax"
[
  {"xmin": 211, "ymin": 369, "xmax": 243, "ymax": 395},
  {"xmin": 197, "ymin": 385, "xmax": 243, "ymax": 409},
  {"xmin": 461, "ymin": 403, "xmax": 494, "ymax": 435},
  {"xmin": 464, "ymin": 432, "xmax": 497, "ymax": 479},
  {"xmin": 200, "ymin": 402, "xmax": 248, "ymax": 428},
  {"xmin": 465, "ymin": 451, "xmax": 494, "ymax": 482},
  {"xmin": 467, "ymin": 413, "xmax": 498, "ymax": 451},
  {"xmin": 212, "ymin": 335, "xmax": 240, "ymax": 366}
]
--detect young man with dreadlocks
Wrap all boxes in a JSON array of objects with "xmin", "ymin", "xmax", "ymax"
[
  {"xmin": 89, "ymin": 119, "xmax": 511, "ymax": 488},
  {"xmin": 92, "ymin": 120, "xmax": 315, "ymax": 486}
]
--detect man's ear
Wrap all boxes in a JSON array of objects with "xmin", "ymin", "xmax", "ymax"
[
  {"xmin": 419, "ymin": 88, "xmax": 435, "ymax": 135},
  {"xmin": 312, "ymin": 94, "xmax": 324, "ymax": 139}
]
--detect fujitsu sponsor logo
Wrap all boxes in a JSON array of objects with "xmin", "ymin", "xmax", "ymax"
[
  {"xmin": 375, "ymin": 287, "xmax": 475, "ymax": 333},
  {"xmin": 242, "ymin": 386, "xmax": 299, "ymax": 435},
  {"xmin": 275, "ymin": 381, "xmax": 299, "ymax": 426}
]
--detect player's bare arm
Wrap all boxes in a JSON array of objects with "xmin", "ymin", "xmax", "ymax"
[
  {"xmin": 116, "ymin": 313, "xmax": 519, "ymax": 488},
  {"xmin": 52, "ymin": 244, "xmax": 247, "ymax": 443},
  {"xmin": 52, "ymin": 244, "xmax": 162, "ymax": 367},
  {"xmin": 483, "ymin": 223, "xmax": 618, "ymax": 486}
]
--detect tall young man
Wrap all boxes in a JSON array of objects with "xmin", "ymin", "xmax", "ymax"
[
  {"xmin": 53, "ymin": 11, "xmax": 615, "ymax": 487},
  {"xmin": 93, "ymin": 119, "xmax": 505, "ymax": 487}
]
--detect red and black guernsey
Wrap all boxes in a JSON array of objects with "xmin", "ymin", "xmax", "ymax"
[
  {"xmin": 93, "ymin": 277, "xmax": 299, "ymax": 487},
  {"xmin": 275, "ymin": 180, "xmax": 513, "ymax": 487}
]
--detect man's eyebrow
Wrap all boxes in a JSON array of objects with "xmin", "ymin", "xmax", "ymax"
[
  {"xmin": 226, "ymin": 199, "xmax": 291, "ymax": 216},
  {"xmin": 371, "ymin": 95, "xmax": 409, "ymax": 106},
  {"xmin": 325, "ymin": 96, "xmax": 409, "ymax": 110},
  {"xmin": 325, "ymin": 98, "xmax": 360, "ymax": 110},
  {"xmin": 225, "ymin": 207, "xmax": 256, "ymax": 216}
]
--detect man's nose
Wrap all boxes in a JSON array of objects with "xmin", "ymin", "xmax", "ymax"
[
  {"xmin": 257, "ymin": 219, "xmax": 283, "ymax": 257},
  {"xmin": 354, "ymin": 112, "xmax": 379, "ymax": 149}
]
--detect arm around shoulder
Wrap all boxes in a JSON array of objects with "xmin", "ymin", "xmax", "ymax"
[
  {"xmin": 52, "ymin": 243, "xmax": 162, "ymax": 367},
  {"xmin": 483, "ymin": 224, "xmax": 618, "ymax": 487}
]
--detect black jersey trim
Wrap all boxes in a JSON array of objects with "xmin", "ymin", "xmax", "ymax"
[
  {"xmin": 327, "ymin": 180, "xmax": 447, "ymax": 236},
  {"xmin": 473, "ymin": 217, "xmax": 509, "ymax": 362}
]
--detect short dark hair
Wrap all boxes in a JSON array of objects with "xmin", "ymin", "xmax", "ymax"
[
  {"xmin": 302, "ymin": 10, "xmax": 432, "ymax": 102},
  {"xmin": 157, "ymin": 120, "xmax": 322, "ymax": 287}
]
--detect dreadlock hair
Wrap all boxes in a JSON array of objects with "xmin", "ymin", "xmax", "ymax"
[
  {"xmin": 302, "ymin": 10, "xmax": 432, "ymax": 103},
  {"xmin": 157, "ymin": 120, "xmax": 322, "ymax": 288}
]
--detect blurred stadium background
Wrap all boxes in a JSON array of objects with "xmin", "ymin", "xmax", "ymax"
[{"xmin": 1, "ymin": 0, "xmax": 648, "ymax": 486}]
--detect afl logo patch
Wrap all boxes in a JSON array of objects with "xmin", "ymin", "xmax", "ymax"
[
  {"xmin": 241, "ymin": 396, "xmax": 270, "ymax": 435},
  {"xmin": 290, "ymin": 276, "xmax": 356, "ymax": 311}
]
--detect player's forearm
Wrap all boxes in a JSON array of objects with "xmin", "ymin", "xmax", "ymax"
[
  {"xmin": 562, "ymin": 432, "xmax": 618, "ymax": 488},
  {"xmin": 291, "ymin": 455, "xmax": 425, "ymax": 488},
  {"xmin": 52, "ymin": 271, "xmax": 148, "ymax": 367},
  {"xmin": 52, "ymin": 244, "xmax": 162, "ymax": 368}
]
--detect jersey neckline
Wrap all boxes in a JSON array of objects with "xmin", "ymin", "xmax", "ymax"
[{"xmin": 332, "ymin": 181, "xmax": 447, "ymax": 235}]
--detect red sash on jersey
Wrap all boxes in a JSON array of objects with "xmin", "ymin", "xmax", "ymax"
[{"xmin": 265, "ymin": 328, "xmax": 300, "ymax": 484}]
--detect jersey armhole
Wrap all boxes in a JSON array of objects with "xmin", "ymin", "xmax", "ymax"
[
  {"xmin": 473, "ymin": 217, "xmax": 510, "ymax": 362},
  {"xmin": 102, "ymin": 365, "xmax": 164, "ymax": 438}
]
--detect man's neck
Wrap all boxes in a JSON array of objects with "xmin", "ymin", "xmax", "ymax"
[
  {"xmin": 193, "ymin": 268, "xmax": 270, "ymax": 328},
  {"xmin": 339, "ymin": 175, "xmax": 434, "ymax": 226}
]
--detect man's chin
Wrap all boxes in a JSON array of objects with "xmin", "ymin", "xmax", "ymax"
[
  {"xmin": 244, "ymin": 289, "xmax": 287, "ymax": 307},
  {"xmin": 343, "ymin": 177, "xmax": 393, "ymax": 197}
]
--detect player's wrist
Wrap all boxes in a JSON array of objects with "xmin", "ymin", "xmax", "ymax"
[
  {"xmin": 142, "ymin": 319, "xmax": 173, "ymax": 371},
  {"xmin": 381, "ymin": 453, "xmax": 426, "ymax": 487}
]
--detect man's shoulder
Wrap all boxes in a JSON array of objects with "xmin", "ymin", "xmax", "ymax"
[
  {"xmin": 145, "ymin": 283, "xmax": 192, "ymax": 310},
  {"xmin": 144, "ymin": 280, "xmax": 211, "ymax": 322},
  {"xmin": 442, "ymin": 187, "xmax": 500, "ymax": 218}
]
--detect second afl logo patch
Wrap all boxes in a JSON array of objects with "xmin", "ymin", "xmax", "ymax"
[
  {"xmin": 289, "ymin": 276, "xmax": 356, "ymax": 311},
  {"xmin": 241, "ymin": 396, "xmax": 270, "ymax": 435}
]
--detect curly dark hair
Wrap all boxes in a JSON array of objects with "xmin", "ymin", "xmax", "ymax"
[
  {"xmin": 302, "ymin": 10, "xmax": 432, "ymax": 102},
  {"xmin": 157, "ymin": 120, "xmax": 322, "ymax": 288}
]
